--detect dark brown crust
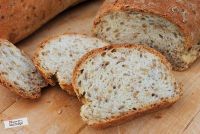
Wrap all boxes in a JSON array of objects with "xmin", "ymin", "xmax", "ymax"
[
  {"xmin": 72, "ymin": 44, "xmax": 183, "ymax": 128},
  {"xmin": 0, "ymin": 39, "xmax": 42, "ymax": 99},
  {"xmin": 33, "ymin": 33, "xmax": 107, "ymax": 96},
  {"xmin": 93, "ymin": 0, "xmax": 200, "ymax": 49},
  {"xmin": 0, "ymin": 0, "xmax": 86, "ymax": 43}
]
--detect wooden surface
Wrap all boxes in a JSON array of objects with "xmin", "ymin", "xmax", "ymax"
[{"xmin": 0, "ymin": 0, "xmax": 200, "ymax": 133}]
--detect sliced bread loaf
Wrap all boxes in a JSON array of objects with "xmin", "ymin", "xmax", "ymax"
[
  {"xmin": 93, "ymin": 0, "xmax": 200, "ymax": 71},
  {"xmin": 0, "ymin": 39, "xmax": 47, "ymax": 99},
  {"xmin": 72, "ymin": 45, "xmax": 182, "ymax": 128},
  {"xmin": 34, "ymin": 34, "xmax": 108, "ymax": 95}
]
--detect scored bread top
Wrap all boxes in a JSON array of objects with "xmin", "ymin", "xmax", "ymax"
[
  {"xmin": 72, "ymin": 45, "xmax": 182, "ymax": 127},
  {"xmin": 34, "ymin": 34, "xmax": 108, "ymax": 95},
  {"xmin": 0, "ymin": 39, "xmax": 47, "ymax": 99},
  {"xmin": 94, "ymin": 0, "xmax": 200, "ymax": 49}
]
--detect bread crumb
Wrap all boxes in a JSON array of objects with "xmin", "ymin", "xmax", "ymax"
[{"xmin": 57, "ymin": 109, "xmax": 62, "ymax": 115}]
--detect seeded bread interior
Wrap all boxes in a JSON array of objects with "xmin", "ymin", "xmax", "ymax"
[{"xmin": 72, "ymin": 45, "xmax": 182, "ymax": 128}]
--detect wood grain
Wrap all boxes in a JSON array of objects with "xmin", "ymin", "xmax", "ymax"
[
  {"xmin": 0, "ymin": 0, "xmax": 199, "ymax": 133},
  {"xmin": 0, "ymin": 86, "xmax": 19, "ymax": 113},
  {"xmin": 183, "ymin": 109, "xmax": 200, "ymax": 134}
]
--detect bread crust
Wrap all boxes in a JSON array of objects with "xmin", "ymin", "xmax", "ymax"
[
  {"xmin": 72, "ymin": 44, "xmax": 183, "ymax": 128},
  {"xmin": 0, "ymin": 0, "xmax": 86, "ymax": 43},
  {"xmin": 33, "ymin": 33, "xmax": 103, "ymax": 96},
  {"xmin": 0, "ymin": 39, "xmax": 44, "ymax": 99},
  {"xmin": 93, "ymin": 0, "xmax": 200, "ymax": 49}
]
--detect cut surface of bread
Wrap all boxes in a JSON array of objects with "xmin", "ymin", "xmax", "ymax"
[
  {"xmin": 72, "ymin": 45, "xmax": 182, "ymax": 128},
  {"xmin": 94, "ymin": 4, "xmax": 200, "ymax": 71},
  {"xmin": 0, "ymin": 39, "xmax": 47, "ymax": 99},
  {"xmin": 34, "ymin": 34, "xmax": 108, "ymax": 95}
]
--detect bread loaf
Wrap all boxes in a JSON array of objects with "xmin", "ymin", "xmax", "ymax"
[
  {"xmin": 72, "ymin": 44, "xmax": 182, "ymax": 128},
  {"xmin": 0, "ymin": 39, "xmax": 47, "ymax": 99},
  {"xmin": 0, "ymin": 0, "xmax": 86, "ymax": 43},
  {"xmin": 93, "ymin": 0, "xmax": 200, "ymax": 71},
  {"xmin": 34, "ymin": 34, "xmax": 108, "ymax": 95}
]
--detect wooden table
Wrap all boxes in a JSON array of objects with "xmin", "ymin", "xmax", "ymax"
[{"xmin": 0, "ymin": 1, "xmax": 200, "ymax": 133}]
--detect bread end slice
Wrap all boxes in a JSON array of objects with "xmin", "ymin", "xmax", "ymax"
[
  {"xmin": 72, "ymin": 44, "xmax": 182, "ymax": 128},
  {"xmin": 0, "ymin": 39, "xmax": 47, "ymax": 99}
]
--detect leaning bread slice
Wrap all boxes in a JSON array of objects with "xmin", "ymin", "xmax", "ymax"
[
  {"xmin": 0, "ymin": 39, "xmax": 47, "ymax": 99},
  {"xmin": 72, "ymin": 45, "xmax": 182, "ymax": 128},
  {"xmin": 34, "ymin": 34, "xmax": 108, "ymax": 95}
]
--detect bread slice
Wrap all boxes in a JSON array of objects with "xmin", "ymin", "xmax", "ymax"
[
  {"xmin": 93, "ymin": 0, "xmax": 200, "ymax": 71},
  {"xmin": 0, "ymin": 39, "xmax": 47, "ymax": 99},
  {"xmin": 34, "ymin": 34, "xmax": 108, "ymax": 95},
  {"xmin": 72, "ymin": 45, "xmax": 182, "ymax": 128}
]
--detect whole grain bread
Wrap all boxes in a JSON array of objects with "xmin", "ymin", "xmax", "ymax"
[
  {"xmin": 0, "ymin": 0, "xmax": 86, "ymax": 43},
  {"xmin": 34, "ymin": 34, "xmax": 108, "ymax": 95},
  {"xmin": 93, "ymin": 0, "xmax": 200, "ymax": 71},
  {"xmin": 0, "ymin": 39, "xmax": 47, "ymax": 99},
  {"xmin": 72, "ymin": 44, "xmax": 182, "ymax": 128}
]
